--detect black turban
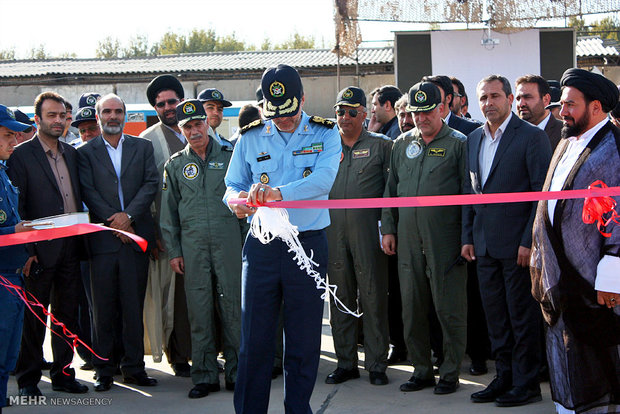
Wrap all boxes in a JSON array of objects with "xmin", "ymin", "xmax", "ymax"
[
  {"xmin": 560, "ymin": 68, "xmax": 619, "ymax": 113},
  {"xmin": 146, "ymin": 74, "xmax": 184, "ymax": 107}
]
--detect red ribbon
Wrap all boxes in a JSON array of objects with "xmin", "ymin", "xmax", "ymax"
[
  {"xmin": 582, "ymin": 181, "xmax": 620, "ymax": 237},
  {"xmin": 230, "ymin": 186, "xmax": 620, "ymax": 210},
  {"xmin": 0, "ymin": 223, "xmax": 147, "ymax": 251},
  {"xmin": 0, "ymin": 274, "xmax": 107, "ymax": 376}
]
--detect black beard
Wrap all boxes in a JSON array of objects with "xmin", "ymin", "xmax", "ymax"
[
  {"xmin": 561, "ymin": 111, "xmax": 589, "ymax": 139},
  {"xmin": 160, "ymin": 110, "xmax": 177, "ymax": 126}
]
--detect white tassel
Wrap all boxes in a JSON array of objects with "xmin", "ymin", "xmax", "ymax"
[{"xmin": 250, "ymin": 207, "xmax": 362, "ymax": 318}]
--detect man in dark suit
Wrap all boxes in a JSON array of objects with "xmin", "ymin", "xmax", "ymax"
[
  {"xmin": 77, "ymin": 94, "xmax": 159, "ymax": 391},
  {"xmin": 8, "ymin": 92, "xmax": 88, "ymax": 396},
  {"xmin": 423, "ymin": 75, "xmax": 480, "ymax": 136},
  {"xmin": 462, "ymin": 75, "xmax": 552, "ymax": 407},
  {"xmin": 515, "ymin": 75, "xmax": 562, "ymax": 151}
]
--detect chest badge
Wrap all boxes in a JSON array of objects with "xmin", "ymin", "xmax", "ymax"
[
  {"xmin": 406, "ymin": 141, "xmax": 422, "ymax": 159},
  {"xmin": 183, "ymin": 163, "xmax": 199, "ymax": 180},
  {"xmin": 0, "ymin": 210, "xmax": 6, "ymax": 224},
  {"xmin": 428, "ymin": 148, "xmax": 446, "ymax": 157},
  {"xmin": 208, "ymin": 161, "xmax": 225, "ymax": 169},
  {"xmin": 352, "ymin": 149, "xmax": 370, "ymax": 159},
  {"xmin": 302, "ymin": 168, "xmax": 312, "ymax": 178},
  {"xmin": 260, "ymin": 173, "xmax": 270, "ymax": 184}
]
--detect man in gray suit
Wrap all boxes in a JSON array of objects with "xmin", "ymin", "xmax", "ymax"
[
  {"xmin": 78, "ymin": 94, "xmax": 159, "ymax": 391},
  {"xmin": 461, "ymin": 75, "xmax": 552, "ymax": 407},
  {"xmin": 515, "ymin": 75, "xmax": 563, "ymax": 151}
]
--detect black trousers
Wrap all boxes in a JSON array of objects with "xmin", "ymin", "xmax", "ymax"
[
  {"xmin": 90, "ymin": 246, "xmax": 149, "ymax": 377},
  {"xmin": 466, "ymin": 261, "xmax": 491, "ymax": 362},
  {"xmin": 477, "ymin": 255, "xmax": 541, "ymax": 388},
  {"xmin": 15, "ymin": 239, "xmax": 81, "ymax": 387}
]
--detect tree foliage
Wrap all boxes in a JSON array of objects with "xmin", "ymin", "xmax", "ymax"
[
  {"xmin": 96, "ymin": 37, "xmax": 120, "ymax": 59},
  {"xmin": 0, "ymin": 48, "xmax": 15, "ymax": 60},
  {"xmin": 123, "ymin": 35, "xmax": 150, "ymax": 58},
  {"xmin": 569, "ymin": 16, "xmax": 620, "ymax": 41},
  {"xmin": 274, "ymin": 33, "xmax": 316, "ymax": 50},
  {"xmin": 28, "ymin": 44, "xmax": 49, "ymax": 60}
]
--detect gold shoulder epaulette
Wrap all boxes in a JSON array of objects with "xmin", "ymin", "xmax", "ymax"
[
  {"xmin": 309, "ymin": 116, "xmax": 335, "ymax": 128},
  {"xmin": 240, "ymin": 119, "xmax": 264, "ymax": 134}
]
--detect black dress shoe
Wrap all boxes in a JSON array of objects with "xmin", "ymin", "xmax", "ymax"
[
  {"xmin": 172, "ymin": 362, "xmax": 191, "ymax": 377},
  {"xmin": 369, "ymin": 372, "xmax": 389, "ymax": 385},
  {"xmin": 325, "ymin": 367, "xmax": 360, "ymax": 384},
  {"xmin": 18, "ymin": 385, "xmax": 42, "ymax": 397},
  {"xmin": 271, "ymin": 366, "xmax": 283, "ymax": 379},
  {"xmin": 94, "ymin": 376, "xmax": 114, "ymax": 392},
  {"xmin": 434, "ymin": 379, "xmax": 459, "ymax": 394},
  {"xmin": 188, "ymin": 383, "xmax": 209, "ymax": 399},
  {"xmin": 52, "ymin": 379, "xmax": 89, "ymax": 394},
  {"xmin": 469, "ymin": 359, "xmax": 488, "ymax": 376},
  {"xmin": 495, "ymin": 386, "xmax": 542, "ymax": 407},
  {"xmin": 207, "ymin": 383, "xmax": 221, "ymax": 392},
  {"xmin": 399, "ymin": 376, "xmax": 436, "ymax": 392},
  {"xmin": 225, "ymin": 381, "xmax": 235, "ymax": 391},
  {"xmin": 80, "ymin": 362, "xmax": 94, "ymax": 371},
  {"xmin": 471, "ymin": 377, "xmax": 512, "ymax": 403},
  {"xmin": 123, "ymin": 372, "xmax": 158, "ymax": 386}
]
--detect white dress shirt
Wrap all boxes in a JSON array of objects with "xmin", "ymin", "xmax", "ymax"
[
  {"xmin": 535, "ymin": 112, "xmax": 551, "ymax": 131},
  {"xmin": 103, "ymin": 134, "xmax": 126, "ymax": 210},
  {"xmin": 479, "ymin": 112, "xmax": 512, "ymax": 187}
]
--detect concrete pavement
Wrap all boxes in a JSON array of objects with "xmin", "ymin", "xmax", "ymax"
[{"xmin": 6, "ymin": 302, "xmax": 555, "ymax": 413}]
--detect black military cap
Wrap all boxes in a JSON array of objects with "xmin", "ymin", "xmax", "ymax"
[
  {"xmin": 146, "ymin": 75, "xmax": 184, "ymax": 107},
  {"xmin": 175, "ymin": 99, "xmax": 207, "ymax": 127},
  {"xmin": 78, "ymin": 93, "xmax": 101, "ymax": 108},
  {"xmin": 197, "ymin": 88, "xmax": 232, "ymax": 107},
  {"xmin": 71, "ymin": 106, "xmax": 97, "ymax": 128},
  {"xmin": 334, "ymin": 86, "xmax": 366, "ymax": 108},
  {"xmin": 406, "ymin": 82, "xmax": 442, "ymax": 112},
  {"xmin": 13, "ymin": 109, "xmax": 35, "ymax": 132},
  {"xmin": 261, "ymin": 64, "xmax": 303, "ymax": 119}
]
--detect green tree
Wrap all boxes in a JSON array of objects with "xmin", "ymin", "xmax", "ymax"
[
  {"xmin": 186, "ymin": 29, "xmax": 217, "ymax": 53},
  {"xmin": 274, "ymin": 33, "xmax": 315, "ymax": 50},
  {"xmin": 568, "ymin": 16, "xmax": 586, "ymax": 33},
  {"xmin": 123, "ymin": 35, "xmax": 150, "ymax": 58},
  {"xmin": 153, "ymin": 31, "xmax": 187, "ymax": 55},
  {"xmin": 260, "ymin": 38, "xmax": 272, "ymax": 51},
  {"xmin": 96, "ymin": 37, "xmax": 120, "ymax": 58},
  {"xmin": 0, "ymin": 48, "xmax": 15, "ymax": 60},
  {"xmin": 215, "ymin": 33, "xmax": 247, "ymax": 52},
  {"xmin": 28, "ymin": 44, "xmax": 49, "ymax": 60},
  {"xmin": 592, "ymin": 16, "xmax": 620, "ymax": 41}
]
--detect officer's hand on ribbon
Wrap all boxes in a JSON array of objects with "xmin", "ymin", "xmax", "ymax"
[
  {"xmin": 14, "ymin": 221, "xmax": 33, "ymax": 233},
  {"xmin": 229, "ymin": 191, "xmax": 256, "ymax": 219},
  {"xmin": 248, "ymin": 183, "xmax": 283, "ymax": 207}
]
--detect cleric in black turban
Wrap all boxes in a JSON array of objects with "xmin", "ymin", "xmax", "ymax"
[
  {"xmin": 560, "ymin": 68, "xmax": 619, "ymax": 113},
  {"xmin": 146, "ymin": 74, "xmax": 185, "ymax": 107}
]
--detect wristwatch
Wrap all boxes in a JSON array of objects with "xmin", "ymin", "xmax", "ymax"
[{"xmin": 126, "ymin": 212, "xmax": 133, "ymax": 222}]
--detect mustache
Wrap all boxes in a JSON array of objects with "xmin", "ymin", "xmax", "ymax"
[{"xmin": 189, "ymin": 133, "xmax": 203, "ymax": 140}]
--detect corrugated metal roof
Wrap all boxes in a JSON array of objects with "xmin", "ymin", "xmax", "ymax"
[
  {"xmin": 0, "ymin": 47, "xmax": 393, "ymax": 79},
  {"xmin": 576, "ymin": 36, "xmax": 619, "ymax": 58}
]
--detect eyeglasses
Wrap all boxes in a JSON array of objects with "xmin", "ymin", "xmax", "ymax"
[
  {"xmin": 336, "ymin": 108, "xmax": 359, "ymax": 118},
  {"xmin": 155, "ymin": 98, "xmax": 180, "ymax": 108},
  {"xmin": 79, "ymin": 125, "xmax": 100, "ymax": 134}
]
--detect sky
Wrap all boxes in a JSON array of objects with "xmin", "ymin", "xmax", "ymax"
[{"xmin": 0, "ymin": 0, "xmax": 420, "ymax": 59}]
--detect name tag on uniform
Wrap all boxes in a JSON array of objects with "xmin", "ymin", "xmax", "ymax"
[
  {"xmin": 208, "ymin": 161, "xmax": 225, "ymax": 169},
  {"xmin": 428, "ymin": 148, "xmax": 446, "ymax": 157},
  {"xmin": 293, "ymin": 142, "xmax": 323, "ymax": 156},
  {"xmin": 352, "ymin": 149, "xmax": 370, "ymax": 159},
  {"xmin": 257, "ymin": 152, "xmax": 271, "ymax": 162}
]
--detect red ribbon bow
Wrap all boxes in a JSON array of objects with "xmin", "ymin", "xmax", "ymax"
[{"xmin": 582, "ymin": 180, "xmax": 620, "ymax": 237}]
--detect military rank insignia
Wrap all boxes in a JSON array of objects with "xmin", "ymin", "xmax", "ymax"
[
  {"xmin": 208, "ymin": 161, "xmax": 225, "ymax": 169},
  {"xmin": 302, "ymin": 168, "xmax": 312, "ymax": 178},
  {"xmin": 260, "ymin": 173, "xmax": 269, "ymax": 184},
  {"xmin": 406, "ymin": 141, "xmax": 422, "ymax": 159},
  {"xmin": 428, "ymin": 148, "xmax": 446, "ymax": 157},
  {"xmin": 182, "ymin": 102, "xmax": 197, "ymax": 115},
  {"xmin": 183, "ymin": 163, "xmax": 199, "ymax": 180},
  {"xmin": 0, "ymin": 209, "xmax": 6, "ymax": 224},
  {"xmin": 257, "ymin": 152, "xmax": 271, "ymax": 162}
]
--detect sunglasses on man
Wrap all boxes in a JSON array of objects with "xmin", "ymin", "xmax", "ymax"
[
  {"xmin": 155, "ymin": 98, "xmax": 180, "ymax": 108},
  {"xmin": 336, "ymin": 108, "xmax": 359, "ymax": 118}
]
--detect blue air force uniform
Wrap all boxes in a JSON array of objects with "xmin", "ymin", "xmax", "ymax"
[
  {"xmin": 224, "ymin": 111, "xmax": 341, "ymax": 414},
  {"xmin": 0, "ymin": 162, "xmax": 28, "ymax": 407}
]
